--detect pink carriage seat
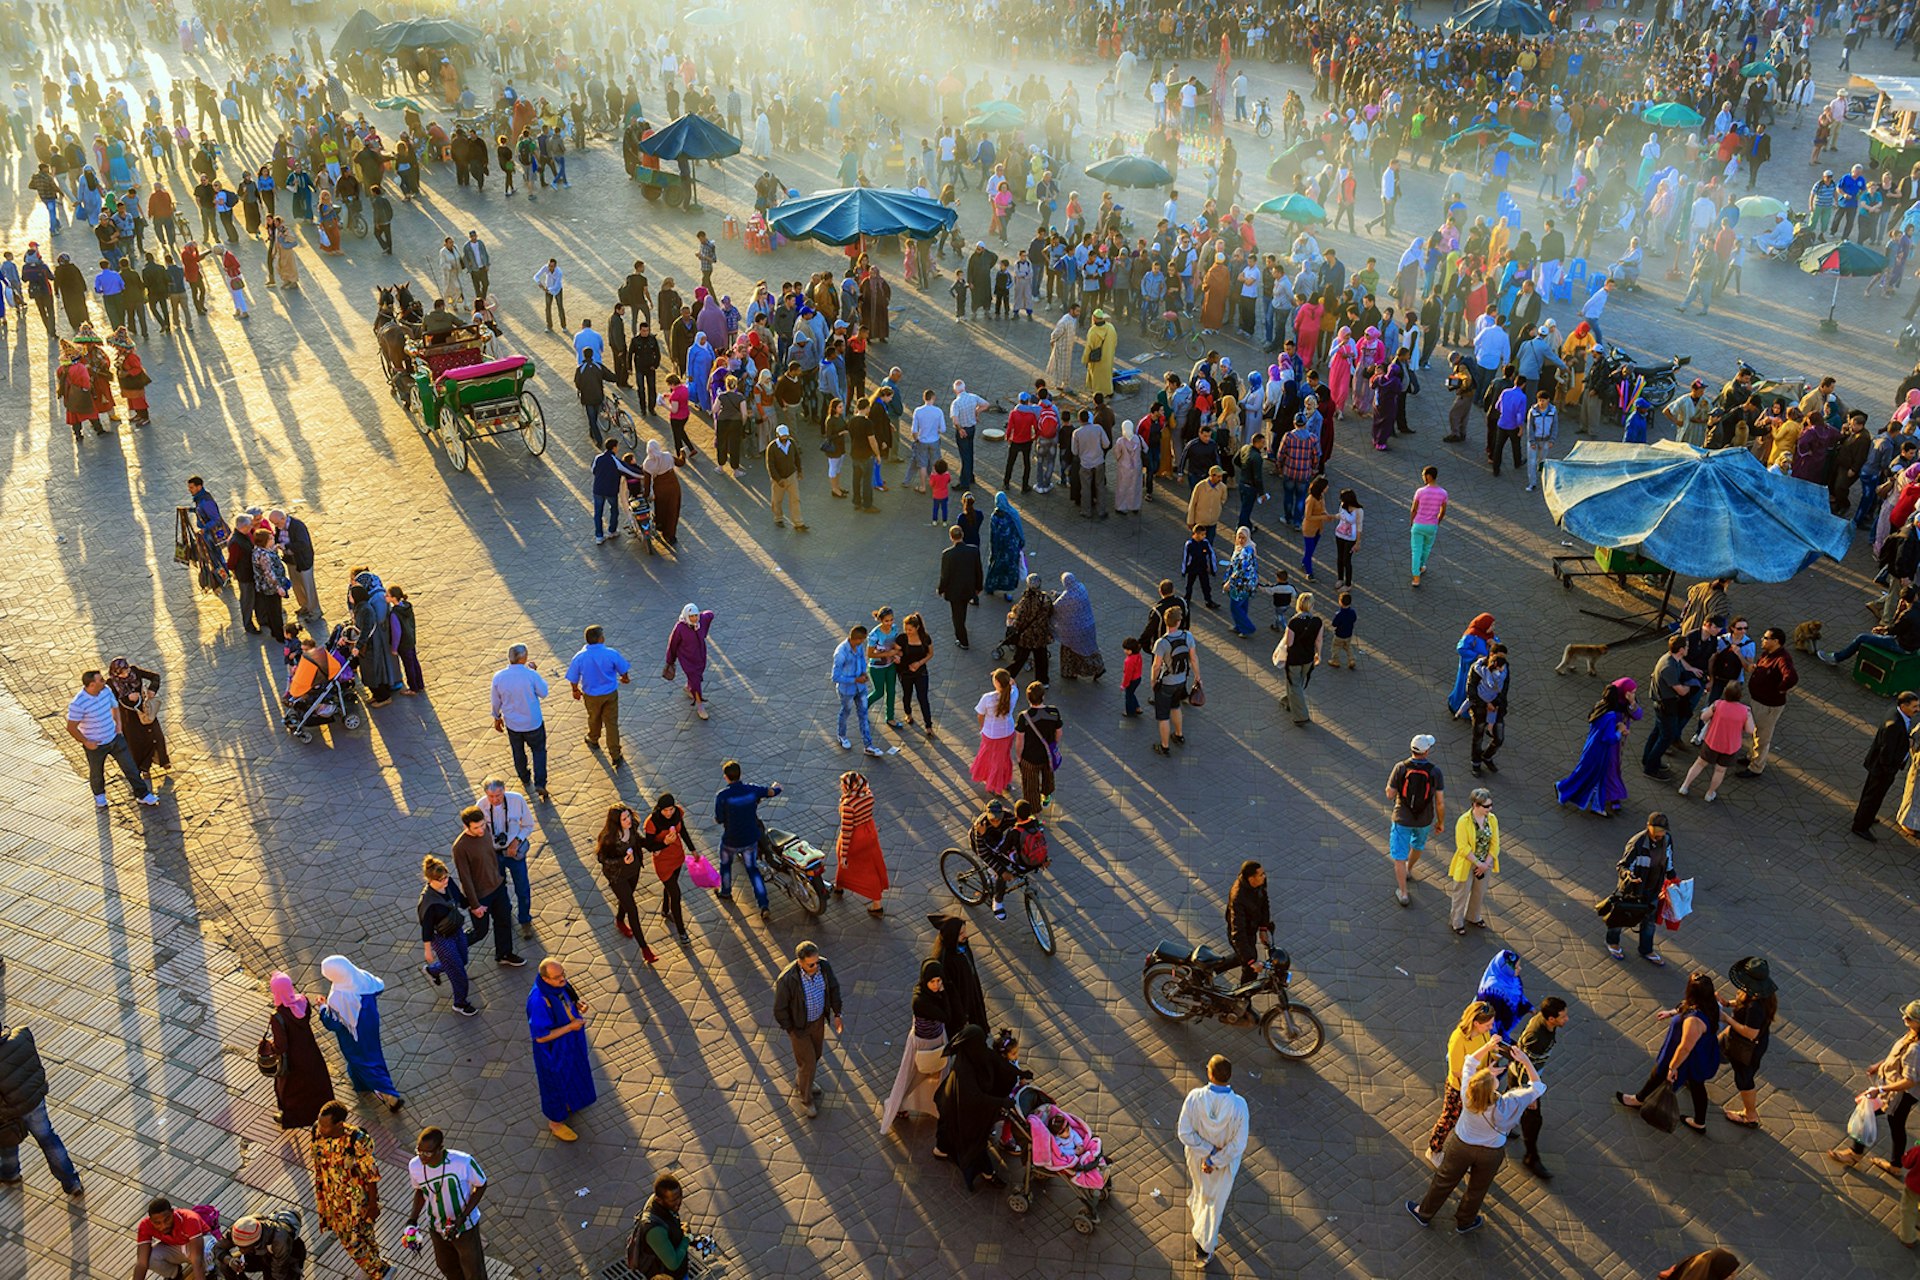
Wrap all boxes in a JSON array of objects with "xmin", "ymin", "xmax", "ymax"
[{"xmin": 437, "ymin": 355, "xmax": 528, "ymax": 383}]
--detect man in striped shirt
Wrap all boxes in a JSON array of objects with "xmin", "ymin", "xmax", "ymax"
[
  {"xmin": 407, "ymin": 1128, "xmax": 488, "ymax": 1280},
  {"xmin": 65, "ymin": 670, "xmax": 158, "ymax": 809}
]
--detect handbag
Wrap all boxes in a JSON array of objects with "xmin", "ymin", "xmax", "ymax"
[
  {"xmin": 685, "ymin": 852, "xmax": 722, "ymax": 890},
  {"xmin": 1719, "ymin": 1024, "xmax": 1756, "ymax": 1070},
  {"xmin": 1593, "ymin": 893, "xmax": 1653, "ymax": 929},
  {"xmin": 1186, "ymin": 679, "xmax": 1205, "ymax": 708},
  {"xmin": 1639, "ymin": 1081, "xmax": 1679, "ymax": 1133},
  {"xmin": 255, "ymin": 1027, "xmax": 284, "ymax": 1078},
  {"xmin": 914, "ymin": 1047, "xmax": 948, "ymax": 1074}
]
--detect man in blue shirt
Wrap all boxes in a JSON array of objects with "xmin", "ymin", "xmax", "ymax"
[
  {"xmin": 714, "ymin": 760, "xmax": 782, "ymax": 917},
  {"xmin": 564, "ymin": 626, "xmax": 631, "ymax": 767},
  {"xmin": 1491, "ymin": 369, "xmax": 1529, "ymax": 478},
  {"xmin": 491, "ymin": 644, "xmax": 551, "ymax": 800},
  {"xmin": 1836, "ymin": 164, "xmax": 1867, "ymax": 240},
  {"xmin": 589, "ymin": 438, "xmax": 638, "ymax": 544},
  {"xmin": 832, "ymin": 624, "xmax": 879, "ymax": 754}
]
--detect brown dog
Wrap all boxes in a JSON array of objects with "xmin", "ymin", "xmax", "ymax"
[
  {"xmin": 1556, "ymin": 643, "xmax": 1610, "ymax": 675},
  {"xmin": 1790, "ymin": 620, "xmax": 1823, "ymax": 654}
]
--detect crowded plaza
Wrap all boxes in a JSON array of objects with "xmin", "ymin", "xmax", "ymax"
[{"xmin": 8, "ymin": 0, "xmax": 1920, "ymax": 1276}]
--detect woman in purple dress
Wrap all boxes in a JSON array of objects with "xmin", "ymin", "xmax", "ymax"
[
  {"xmin": 1554, "ymin": 678, "xmax": 1643, "ymax": 817},
  {"xmin": 663, "ymin": 604, "xmax": 715, "ymax": 720}
]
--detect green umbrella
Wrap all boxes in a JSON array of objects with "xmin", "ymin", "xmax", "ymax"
[
  {"xmin": 970, "ymin": 98, "xmax": 1022, "ymax": 115},
  {"xmin": 1252, "ymin": 193, "xmax": 1327, "ymax": 224},
  {"xmin": 684, "ymin": 7, "xmax": 731, "ymax": 24},
  {"xmin": 1642, "ymin": 102, "xmax": 1704, "ymax": 128},
  {"xmin": 1800, "ymin": 239, "xmax": 1890, "ymax": 329},
  {"xmin": 373, "ymin": 96, "xmax": 427, "ymax": 113},
  {"xmin": 1504, "ymin": 132, "xmax": 1539, "ymax": 149},
  {"xmin": 964, "ymin": 104, "xmax": 1026, "ymax": 130},
  {"xmin": 1740, "ymin": 60, "xmax": 1776, "ymax": 76},
  {"xmin": 1734, "ymin": 195, "xmax": 1787, "ymax": 221}
]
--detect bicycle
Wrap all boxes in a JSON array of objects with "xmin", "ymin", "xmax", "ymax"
[
  {"xmin": 594, "ymin": 387, "xmax": 639, "ymax": 452},
  {"xmin": 940, "ymin": 843, "xmax": 1057, "ymax": 955}
]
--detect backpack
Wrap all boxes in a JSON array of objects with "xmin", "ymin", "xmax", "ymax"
[
  {"xmin": 1397, "ymin": 760, "xmax": 1436, "ymax": 817},
  {"xmin": 624, "ymin": 1213, "xmax": 652, "ymax": 1270},
  {"xmin": 1161, "ymin": 630, "xmax": 1191, "ymax": 680},
  {"xmin": 1017, "ymin": 823, "xmax": 1050, "ymax": 870},
  {"xmin": 1037, "ymin": 402, "xmax": 1060, "ymax": 440}
]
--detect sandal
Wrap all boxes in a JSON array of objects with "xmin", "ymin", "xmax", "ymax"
[
  {"xmin": 1452, "ymin": 926, "xmax": 1468, "ymax": 936},
  {"xmin": 866, "ymin": 903, "xmax": 886, "ymax": 916},
  {"xmin": 1615, "ymin": 1092, "xmax": 1642, "ymax": 1109},
  {"xmin": 1722, "ymin": 1108, "xmax": 1760, "ymax": 1129},
  {"xmin": 1682, "ymin": 1118, "xmax": 1707, "ymax": 1134}
]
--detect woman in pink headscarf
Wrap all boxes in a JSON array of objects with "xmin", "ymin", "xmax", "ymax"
[
  {"xmin": 1895, "ymin": 389, "xmax": 1920, "ymax": 427},
  {"xmin": 1291, "ymin": 295, "xmax": 1325, "ymax": 369},
  {"xmin": 266, "ymin": 972, "xmax": 337, "ymax": 1129},
  {"xmin": 1327, "ymin": 326, "xmax": 1357, "ymax": 416},
  {"xmin": 1553, "ymin": 678, "xmax": 1644, "ymax": 818},
  {"xmin": 1353, "ymin": 325, "xmax": 1386, "ymax": 418}
]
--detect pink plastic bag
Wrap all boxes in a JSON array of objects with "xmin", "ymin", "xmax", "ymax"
[{"xmin": 686, "ymin": 853, "xmax": 721, "ymax": 890}]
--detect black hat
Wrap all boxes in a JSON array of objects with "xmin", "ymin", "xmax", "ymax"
[{"xmin": 1727, "ymin": 956, "xmax": 1776, "ymax": 998}]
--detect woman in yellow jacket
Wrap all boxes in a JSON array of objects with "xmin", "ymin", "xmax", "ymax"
[
  {"xmin": 1426, "ymin": 1000, "xmax": 1496, "ymax": 1161},
  {"xmin": 1448, "ymin": 787, "xmax": 1500, "ymax": 935}
]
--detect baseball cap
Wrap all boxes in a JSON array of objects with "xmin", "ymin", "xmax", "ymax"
[{"xmin": 1410, "ymin": 734, "xmax": 1436, "ymax": 752}]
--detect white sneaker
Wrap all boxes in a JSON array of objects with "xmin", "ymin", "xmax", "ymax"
[
  {"xmin": 838, "ymin": 737, "xmax": 852, "ymax": 750},
  {"xmin": 594, "ymin": 534, "xmax": 606, "ymax": 545},
  {"xmin": 93, "ymin": 795, "xmax": 108, "ymax": 809},
  {"xmin": 138, "ymin": 793, "xmax": 160, "ymax": 806},
  {"xmin": 1676, "ymin": 784, "xmax": 1690, "ymax": 796},
  {"xmin": 863, "ymin": 746, "xmax": 886, "ymax": 757}
]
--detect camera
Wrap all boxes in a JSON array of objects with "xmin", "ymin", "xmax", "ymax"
[{"xmin": 492, "ymin": 828, "xmax": 510, "ymax": 850}]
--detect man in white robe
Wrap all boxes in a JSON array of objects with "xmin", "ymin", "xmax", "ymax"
[{"xmin": 1176, "ymin": 1054, "xmax": 1250, "ymax": 1265}]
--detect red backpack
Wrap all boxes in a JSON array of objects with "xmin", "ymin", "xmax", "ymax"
[
  {"xmin": 1016, "ymin": 822, "xmax": 1049, "ymax": 870},
  {"xmin": 1037, "ymin": 402, "xmax": 1060, "ymax": 440}
]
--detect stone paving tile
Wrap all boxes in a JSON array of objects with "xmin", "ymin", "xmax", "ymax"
[{"xmin": 12, "ymin": 16, "xmax": 1920, "ymax": 1280}]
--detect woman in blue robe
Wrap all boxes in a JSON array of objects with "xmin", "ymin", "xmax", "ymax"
[
  {"xmin": 685, "ymin": 333, "xmax": 716, "ymax": 411},
  {"xmin": 317, "ymin": 955, "xmax": 402, "ymax": 1110},
  {"xmin": 528, "ymin": 963, "xmax": 597, "ymax": 1140},
  {"xmin": 983, "ymin": 491, "xmax": 1025, "ymax": 598},
  {"xmin": 1474, "ymin": 949, "xmax": 1532, "ymax": 1041},
  {"xmin": 107, "ymin": 138, "xmax": 132, "ymax": 188},
  {"xmin": 1446, "ymin": 613, "xmax": 1497, "ymax": 717},
  {"xmin": 1554, "ymin": 678, "xmax": 1643, "ymax": 817}
]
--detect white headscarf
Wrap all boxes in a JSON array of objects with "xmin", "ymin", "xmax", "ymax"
[
  {"xmin": 643, "ymin": 439, "xmax": 676, "ymax": 475},
  {"xmin": 680, "ymin": 603, "xmax": 699, "ymax": 624},
  {"xmin": 1121, "ymin": 419, "xmax": 1137, "ymax": 439},
  {"xmin": 320, "ymin": 956, "xmax": 384, "ymax": 1040}
]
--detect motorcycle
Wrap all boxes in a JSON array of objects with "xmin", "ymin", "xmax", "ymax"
[
  {"xmin": 1252, "ymin": 96, "xmax": 1273, "ymax": 138},
  {"xmin": 1141, "ymin": 942, "xmax": 1325, "ymax": 1059},
  {"xmin": 757, "ymin": 815, "xmax": 829, "ymax": 918},
  {"xmin": 1591, "ymin": 344, "xmax": 1691, "ymax": 422}
]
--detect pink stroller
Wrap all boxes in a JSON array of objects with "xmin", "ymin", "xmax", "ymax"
[{"xmin": 988, "ymin": 1085, "xmax": 1113, "ymax": 1235}]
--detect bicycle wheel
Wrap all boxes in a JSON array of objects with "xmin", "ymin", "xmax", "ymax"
[
  {"xmin": 1255, "ymin": 118, "xmax": 1273, "ymax": 139},
  {"xmin": 1262, "ymin": 1001, "xmax": 1327, "ymax": 1059},
  {"xmin": 521, "ymin": 390, "xmax": 547, "ymax": 455},
  {"xmin": 939, "ymin": 848, "xmax": 992, "ymax": 904},
  {"xmin": 613, "ymin": 406, "xmax": 636, "ymax": 450},
  {"xmin": 791, "ymin": 869, "xmax": 827, "ymax": 917},
  {"xmin": 1024, "ymin": 887, "xmax": 1056, "ymax": 955},
  {"xmin": 1186, "ymin": 329, "xmax": 1207, "ymax": 358}
]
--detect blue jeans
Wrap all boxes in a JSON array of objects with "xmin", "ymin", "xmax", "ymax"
[
  {"xmin": 1124, "ymin": 678, "xmax": 1141, "ymax": 714},
  {"xmin": 956, "ymin": 434, "xmax": 976, "ymax": 490},
  {"xmin": 427, "ymin": 929, "xmax": 470, "ymax": 1004},
  {"xmin": 1641, "ymin": 708, "xmax": 1687, "ymax": 772},
  {"xmin": 1281, "ymin": 476, "xmax": 1308, "ymax": 525},
  {"xmin": 1856, "ymin": 470, "xmax": 1882, "ymax": 529},
  {"xmin": 0, "ymin": 1102, "xmax": 81, "ymax": 1191},
  {"xmin": 84, "ymin": 733, "xmax": 149, "ymax": 800},
  {"xmin": 719, "ymin": 840, "xmax": 768, "ymax": 909},
  {"xmin": 1830, "ymin": 632, "xmax": 1906, "ymax": 664},
  {"xmin": 838, "ymin": 689, "xmax": 873, "ymax": 747},
  {"xmin": 497, "ymin": 851, "xmax": 532, "ymax": 923},
  {"xmin": 42, "ymin": 198, "xmax": 61, "ymax": 230},
  {"xmin": 932, "ymin": 496, "xmax": 949, "ymax": 522},
  {"xmin": 593, "ymin": 492, "xmax": 619, "ymax": 539},
  {"xmin": 1606, "ymin": 916, "xmax": 1658, "ymax": 957},
  {"xmin": 507, "ymin": 725, "xmax": 547, "ymax": 791}
]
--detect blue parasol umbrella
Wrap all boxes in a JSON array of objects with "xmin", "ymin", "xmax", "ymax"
[
  {"xmin": 635, "ymin": 113, "xmax": 744, "ymax": 161},
  {"xmin": 964, "ymin": 104, "xmax": 1026, "ymax": 130},
  {"xmin": 1643, "ymin": 102, "xmax": 1705, "ymax": 128},
  {"xmin": 1084, "ymin": 155, "xmax": 1174, "ymax": 189},
  {"xmin": 1452, "ymin": 0, "xmax": 1551, "ymax": 34},
  {"xmin": 766, "ymin": 187, "xmax": 958, "ymax": 245},
  {"xmin": 1542, "ymin": 441, "xmax": 1852, "ymax": 582},
  {"xmin": 1252, "ymin": 193, "xmax": 1327, "ymax": 224},
  {"xmin": 1801, "ymin": 238, "xmax": 1889, "ymax": 328}
]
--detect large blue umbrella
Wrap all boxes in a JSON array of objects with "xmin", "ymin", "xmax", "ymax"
[
  {"xmin": 1084, "ymin": 155, "xmax": 1174, "ymax": 189},
  {"xmin": 635, "ymin": 113, "xmax": 743, "ymax": 161},
  {"xmin": 1452, "ymin": 0, "xmax": 1551, "ymax": 34},
  {"xmin": 766, "ymin": 187, "xmax": 957, "ymax": 245},
  {"xmin": 1542, "ymin": 441, "xmax": 1851, "ymax": 582}
]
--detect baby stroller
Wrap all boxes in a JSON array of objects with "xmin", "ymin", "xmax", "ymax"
[
  {"xmin": 283, "ymin": 625, "xmax": 363, "ymax": 742},
  {"xmin": 988, "ymin": 1084, "xmax": 1113, "ymax": 1235}
]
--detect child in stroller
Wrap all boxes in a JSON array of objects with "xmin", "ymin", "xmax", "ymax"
[
  {"xmin": 989, "ymin": 1081, "xmax": 1114, "ymax": 1233},
  {"xmin": 282, "ymin": 625, "xmax": 363, "ymax": 740}
]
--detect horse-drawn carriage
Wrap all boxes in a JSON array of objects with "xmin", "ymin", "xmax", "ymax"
[{"xmin": 374, "ymin": 284, "xmax": 548, "ymax": 472}]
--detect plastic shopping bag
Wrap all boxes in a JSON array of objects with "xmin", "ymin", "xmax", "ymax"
[
  {"xmin": 685, "ymin": 853, "xmax": 722, "ymax": 890},
  {"xmin": 1848, "ymin": 1093, "xmax": 1883, "ymax": 1147},
  {"xmin": 1664, "ymin": 878, "xmax": 1695, "ymax": 923}
]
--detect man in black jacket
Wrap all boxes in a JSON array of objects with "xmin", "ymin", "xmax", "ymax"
[
  {"xmin": 1606, "ymin": 814, "xmax": 1676, "ymax": 964},
  {"xmin": 1465, "ymin": 645, "xmax": 1509, "ymax": 777},
  {"xmin": 1854, "ymin": 691, "xmax": 1920, "ymax": 840},
  {"xmin": 269, "ymin": 510, "xmax": 317, "ymax": 620},
  {"xmin": 575, "ymin": 351, "xmax": 610, "ymax": 445},
  {"xmin": 771, "ymin": 941, "xmax": 842, "ymax": 1119},
  {"xmin": 628, "ymin": 321, "xmax": 661, "ymax": 413},
  {"xmin": 0, "ymin": 1022, "xmax": 83, "ymax": 1195},
  {"xmin": 937, "ymin": 525, "xmax": 983, "ymax": 648}
]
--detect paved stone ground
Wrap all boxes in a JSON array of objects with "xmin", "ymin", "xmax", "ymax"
[{"xmin": 7, "ymin": 10, "xmax": 1920, "ymax": 1280}]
